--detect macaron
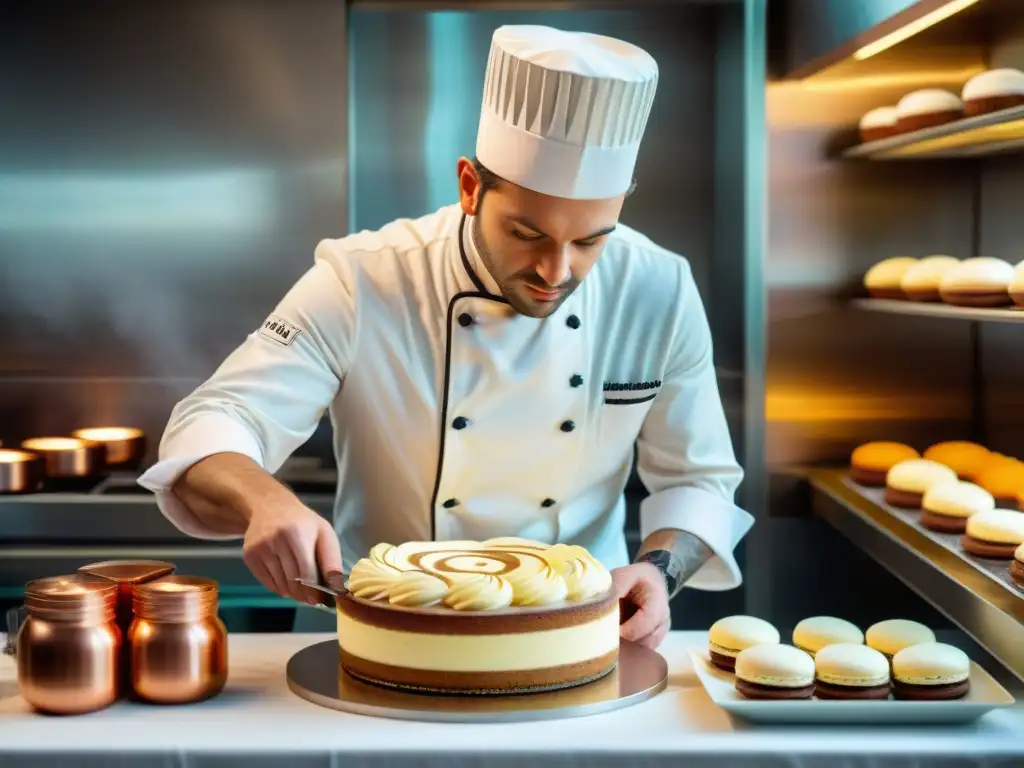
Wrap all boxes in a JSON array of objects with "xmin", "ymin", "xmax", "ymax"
[
  {"xmin": 1010, "ymin": 261, "xmax": 1024, "ymax": 309},
  {"xmin": 923, "ymin": 440, "xmax": 991, "ymax": 481},
  {"xmin": 708, "ymin": 615, "xmax": 780, "ymax": 672},
  {"xmin": 866, "ymin": 619, "xmax": 935, "ymax": 661},
  {"xmin": 1011, "ymin": 543, "xmax": 1024, "ymax": 589},
  {"xmin": 894, "ymin": 89, "xmax": 963, "ymax": 133},
  {"xmin": 900, "ymin": 255, "xmax": 961, "ymax": 302},
  {"xmin": 962, "ymin": 68, "xmax": 1024, "ymax": 117},
  {"xmin": 864, "ymin": 257, "xmax": 917, "ymax": 299},
  {"xmin": 849, "ymin": 441, "xmax": 920, "ymax": 486},
  {"xmin": 792, "ymin": 616, "xmax": 864, "ymax": 657},
  {"xmin": 939, "ymin": 257, "xmax": 1015, "ymax": 308},
  {"xmin": 892, "ymin": 642, "xmax": 970, "ymax": 700},
  {"xmin": 920, "ymin": 480, "xmax": 994, "ymax": 534},
  {"xmin": 734, "ymin": 644, "xmax": 815, "ymax": 700},
  {"xmin": 859, "ymin": 105, "xmax": 898, "ymax": 143},
  {"xmin": 884, "ymin": 459, "xmax": 957, "ymax": 508},
  {"xmin": 974, "ymin": 461, "xmax": 1024, "ymax": 508},
  {"xmin": 814, "ymin": 643, "xmax": 891, "ymax": 700},
  {"xmin": 962, "ymin": 508, "xmax": 1024, "ymax": 559}
]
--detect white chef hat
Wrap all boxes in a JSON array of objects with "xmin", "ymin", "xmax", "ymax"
[{"xmin": 476, "ymin": 25, "xmax": 659, "ymax": 201}]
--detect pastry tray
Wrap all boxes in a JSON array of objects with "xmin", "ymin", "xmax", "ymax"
[
  {"xmin": 688, "ymin": 648, "xmax": 1015, "ymax": 725},
  {"xmin": 842, "ymin": 477, "xmax": 1024, "ymax": 598}
]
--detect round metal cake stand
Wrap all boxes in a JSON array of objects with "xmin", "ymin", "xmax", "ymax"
[{"xmin": 286, "ymin": 640, "xmax": 668, "ymax": 723}]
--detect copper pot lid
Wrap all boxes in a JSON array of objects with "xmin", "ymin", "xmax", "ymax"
[
  {"xmin": 79, "ymin": 560, "xmax": 175, "ymax": 584},
  {"xmin": 25, "ymin": 575, "xmax": 118, "ymax": 614}
]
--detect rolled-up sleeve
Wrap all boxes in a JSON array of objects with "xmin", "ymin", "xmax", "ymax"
[
  {"xmin": 137, "ymin": 253, "xmax": 353, "ymax": 538},
  {"xmin": 635, "ymin": 259, "xmax": 753, "ymax": 590}
]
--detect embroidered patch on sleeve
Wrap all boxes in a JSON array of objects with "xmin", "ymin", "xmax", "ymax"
[{"xmin": 257, "ymin": 314, "xmax": 301, "ymax": 346}]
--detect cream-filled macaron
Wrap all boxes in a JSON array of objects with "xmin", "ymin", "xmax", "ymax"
[
  {"xmin": 920, "ymin": 480, "xmax": 994, "ymax": 534},
  {"xmin": 895, "ymin": 89, "xmax": 963, "ymax": 133},
  {"xmin": 892, "ymin": 642, "xmax": 970, "ymax": 700},
  {"xmin": 734, "ymin": 644, "xmax": 815, "ymax": 700},
  {"xmin": 864, "ymin": 257, "xmax": 917, "ymax": 299},
  {"xmin": 1011, "ymin": 543, "xmax": 1024, "ymax": 589},
  {"xmin": 708, "ymin": 615, "xmax": 780, "ymax": 671},
  {"xmin": 900, "ymin": 255, "xmax": 961, "ymax": 302},
  {"xmin": 963, "ymin": 508, "xmax": 1024, "ymax": 559},
  {"xmin": 1010, "ymin": 261, "xmax": 1024, "ymax": 309},
  {"xmin": 792, "ymin": 616, "xmax": 864, "ymax": 657},
  {"xmin": 923, "ymin": 440, "xmax": 992, "ymax": 481},
  {"xmin": 962, "ymin": 68, "xmax": 1024, "ymax": 117},
  {"xmin": 814, "ymin": 643, "xmax": 891, "ymax": 700},
  {"xmin": 859, "ymin": 106, "xmax": 899, "ymax": 143},
  {"xmin": 939, "ymin": 257, "xmax": 1015, "ymax": 307},
  {"xmin": 884, "ymin": 459, "xmax": 957, "ymax": 509},
  {"xmin": 866, "ymin": 619, "xmax": 935, "ymax": 660}
]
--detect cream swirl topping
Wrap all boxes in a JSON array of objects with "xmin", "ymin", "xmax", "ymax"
[{"xmin": 343, "ymin": 538, "xmax": 611, "ymax": 611}]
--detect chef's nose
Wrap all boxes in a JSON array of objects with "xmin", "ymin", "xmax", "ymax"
[{"xmin": 535, "ymin": 246, "xmax": 571, "ymax": 288}]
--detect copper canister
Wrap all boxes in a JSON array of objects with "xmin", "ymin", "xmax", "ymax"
[
  {"xmin": 78, "ymin": 560, "xmax": 176, "ymax": 693},
  {"xmin": 16, "ymin": 575, "xmax": 121, "ymax": 715},
  {"xmin": 129, "ymin": 575, "xmax": 228, "ymax": 704}
]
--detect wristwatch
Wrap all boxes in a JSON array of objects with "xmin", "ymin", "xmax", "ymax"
[{"xmin": 636, "ymin": 549, "xmax": 679, "ymax": 597}]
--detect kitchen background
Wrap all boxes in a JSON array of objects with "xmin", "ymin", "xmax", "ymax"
[{"xmin": 1, "ymin": 0, "xmax": 1021, "ymax": 653}]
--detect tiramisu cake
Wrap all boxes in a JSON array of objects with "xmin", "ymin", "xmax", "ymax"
[{"xmin": 338, "ymin": 538, "xmax": 618, "ymax": 694}]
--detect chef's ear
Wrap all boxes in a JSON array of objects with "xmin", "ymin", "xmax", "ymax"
[{"xmin": 456, "ymin": 156, "xmax": 482, "ymax": 216}]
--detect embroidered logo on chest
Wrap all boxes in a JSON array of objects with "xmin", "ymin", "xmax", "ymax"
[
  {"xmin": 602, "ymin": 380, "xmax": 661, "ymax": 405},
  {"xmin": 258, "ymin": 314, "xmax": 301, "ymax": 347}
]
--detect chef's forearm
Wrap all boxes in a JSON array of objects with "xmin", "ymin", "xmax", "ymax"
[
  {"xmin": 635, "ymin": 528, "xmax": 713, "ymax": 599},
  {"xmin": 170, "ymin": 452, "xmax": 294, "ymax": 536}
]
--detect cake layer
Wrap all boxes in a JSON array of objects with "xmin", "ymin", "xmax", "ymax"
[
  {"xmin": 337, "ymin": 597, "xmax": 620, "ymax": 672},
  {"xmin": 340, "ymin": 648, "xmax": 617, "ymax": 693}
]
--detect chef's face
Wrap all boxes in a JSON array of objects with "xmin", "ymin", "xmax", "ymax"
[{"xmin": 458, "ymin": 157, "xmax": 625, "ymax": 318}]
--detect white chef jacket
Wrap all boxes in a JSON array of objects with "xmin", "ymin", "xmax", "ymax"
[{"xmin": 138, "ymin": 203, "xmax": 752, "ymax": 590}]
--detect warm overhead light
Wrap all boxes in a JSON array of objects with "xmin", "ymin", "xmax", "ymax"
[{"xmin": 853, "ymin": 0, "xmax": 982, "ymax": 61}]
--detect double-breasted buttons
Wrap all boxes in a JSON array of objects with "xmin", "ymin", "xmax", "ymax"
[
  {"xmin": 541, "ymin": 498, "xmax": 556, "ymax": 508},
  {"xmin": 570, "ymin": 374, "xmax": 583, "ymax": 388},
  {"xmin": 458, "ymin": 313, "xmax": 473, "ymax": 327},
  {"xmin": 443, "ymin": 498, "xmax": 459, "ymax": 508},
  {"xmin": 560, "ymin": 420, "xmax": 576, "ymax": 433},
  {"xmin": 566, "ymin": 314, "xmax": 580, "ymax": 329},
  {"xmin": 452, "ymin": 416, "xmax": 470, "ymax": 430}
]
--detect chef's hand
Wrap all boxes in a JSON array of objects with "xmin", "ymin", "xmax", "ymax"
[
  {"xmin": 612, "ymin": 562, "xmax": 671, "ymax": 649},
  {"xmin": 243, "ymin": 502, "xmax": 343, "ymax": 605}
]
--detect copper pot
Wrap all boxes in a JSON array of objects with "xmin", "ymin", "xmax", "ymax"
[
  {"xmin": 129, "ymin": 575, "xmax": 228, "ymax": 704},
  {"xmin": 0, "ymin": 449, "xmax": 45, "ymax": 494},
  {"xmin": 71, "ymin": 427, "xmax": 146, "ymax": 471},
  {"xmin": 16, "ymin": 575, "xmax": 121, "ymax": 715},
  {"xmin": 20, "ymin": 437, "xmax": 106, "ymax": 488}
]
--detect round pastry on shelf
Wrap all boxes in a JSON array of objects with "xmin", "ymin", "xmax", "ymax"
[
  {"xmin": 974, "ymin": 460, "xmax": 1024, "ymax": 508},
  {"xmin": 920, "ymin": 480, "xmax": 994, "ymax": 533},
  {"xmin": 962, "ymin": 508, "xmax": 1024, "ymax": 559},
  {"xmin": 1011, "ymin": 543, "xmax": 1024, "ymax": 589},
  {"xmin": 894, "ymin": 88, "xmax": 963, "ymax": 133},
  {"xmin": 849, "ymin": 441, "xmax": 920, "ymax": 486},
  {"xmin": 900, "ymin": 255, "xmax": 960, "ymax": 302},
  {"xmin": 707, "ymin": 615, "xmax": 780, "ymax": 672},
  {"xmin": 884, "ymin": 458, "xmax": 957, "ymax": 508},
  {"xmin": 1009, "ymin": 261, "xmax": 1024, "ymax": 309},
  {"xmin": 865, "ymin": 619, "xmax": 935, "ymax": 662},
  {"xmin": 734, "ymin": 644, "xmax": 815, "ymax": 700},
  {"xmin": 864, "ymin": 257, "xmax": 917, "ymax": 299},
  {"xmin": 962, "ymin": 67, "xmax": 1024, "ymax": 117},
  {"xmin": 792, "ymin": 616, "xmax": 864, "ymax": 658},
  {"xmin": 858, "ymin": 105, "xmax": 899, "ymax": 143},
  {"xmin": 892, "ymin": 642, "xmax": 970, "ymax": 701},
  {"xmin": 923, "ymin": 440, "xmax": 991, "ymax": 481},
  {"xmin": 814, "ymin": 643, "xmax": 891, "ymax": 700},
  {"xmin": 938, "ymin": 257, "xmax": 1015, "ymax": 307}
]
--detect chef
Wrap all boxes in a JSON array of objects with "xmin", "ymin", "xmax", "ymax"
[{"xmin": 138, "ymin": 24, "xmax": 753, "ymax": 649}]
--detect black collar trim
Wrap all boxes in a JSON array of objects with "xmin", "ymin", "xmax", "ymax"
[{"xmin": 458, "ymin": 213, "xmax": 503, "ymax": 300}]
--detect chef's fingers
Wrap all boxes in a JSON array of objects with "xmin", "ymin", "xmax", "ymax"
[
  {"xmin": 274, "ymin": 539, "xmax": 313, "ymax": 604},
  {"xmin": 611, "ymin": 566, "xmax": 642, "ymax": 600},
  {"xmin": 247, "ymin": 555, "xmax": 286, "ymax": 599},
  {"xmin": 636, "ymin": 620, "xmax": 670, "ymax": 650},
  {"xmin": 315, "ymin": 518, "xmax": 344, "ymax": 581},
  {"xmin": 261, "ymin": 553, "xmax": 292, "ymax": 599},
  {"xmin": 619, "ymin": 605, "xmax": 658, "ymax": 643}
]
